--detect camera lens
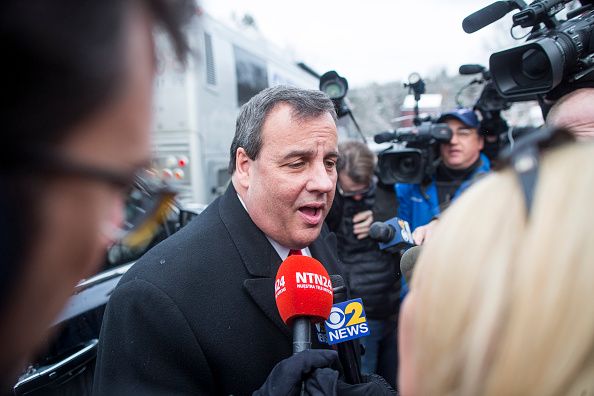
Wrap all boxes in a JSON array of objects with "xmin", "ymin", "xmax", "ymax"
[
  {"xmin": 393, "ymin": 154, "xmax": 419, "ymax": 178},
  {"xmin": 521, "ymin": 48, "xmax": 549, "ymax": 80},
  {"xmin": 322, "ymin": 82, "xmax": 344, "ymax": 99}
]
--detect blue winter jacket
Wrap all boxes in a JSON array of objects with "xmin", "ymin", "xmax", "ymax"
[{"xmin": 395, "ymin": 153, "xmax": 491, "ymax": 231}]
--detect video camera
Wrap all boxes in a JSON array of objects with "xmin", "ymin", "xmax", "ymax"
[
  {"xmin": 463, "ymin": 0, "xmax": 594, "ymax": 102},
  {"xmin": 374, "ymin": 73, "xmax": 453, "ymax": 185},
  {"xmin": 457, "ymin": 63, "xmax": 512, "ymax": 161}
]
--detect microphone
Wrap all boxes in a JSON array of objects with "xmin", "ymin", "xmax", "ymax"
[
  {"xmin": 369, "ymin": 222, "xmax": 395, "ymax": 243},
  {"xmin": 275, "ymin": 255, "xmax": 334, "ymax": 354},
  {"xmin": 369, "ymin": 217, "xmax": 414, "ymax": 251},
  {"xmin": 459, "ymin": 64, "xmax": 486, "ymax": 75},
  {"xmin": 462, "ymin": 1, "xmax": 515, "ymax": 33},
  {"xmin": 400, "ymin": 246, "xmax": 422, "ymax": 284},
  {"xmin": 330, "ymin": 274, "xmax": 346, "ymax": 302},
  {"xmin": 374, "ymin": 131, "xmax": 397, "ymax": 144}
]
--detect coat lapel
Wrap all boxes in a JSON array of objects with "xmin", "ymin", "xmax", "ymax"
[
  {"xmin": 218, "ymin": 185, "xmax": 290, "ymax": 337},
  {"xmin": 218, "ymin": 185, "xmax": 343, "ymax": 340}
]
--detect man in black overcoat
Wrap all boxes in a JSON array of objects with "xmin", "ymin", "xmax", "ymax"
[{"xmin": 93, "ymin": 86, "xmax": 349, "ymax": 394}]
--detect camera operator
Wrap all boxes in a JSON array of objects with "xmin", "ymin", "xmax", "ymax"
[
  {"xmin": 396, "ymin": 108, "xmax": 491, "ymax": 245},
  {"xmin": 545, "ymin": 88, "xmax": 594, "ymax": 141}
]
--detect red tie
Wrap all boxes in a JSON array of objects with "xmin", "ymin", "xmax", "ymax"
[{"xmin": 288, "ymin": 249, "xmax": 302, "ymax": 256}]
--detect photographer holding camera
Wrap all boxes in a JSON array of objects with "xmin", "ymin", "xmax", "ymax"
[{"xmin": 396, "ymin": 108, "xmax": 490, "ymax": 245}]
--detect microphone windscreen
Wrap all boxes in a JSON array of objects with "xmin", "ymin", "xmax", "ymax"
[
  {"xmin": 459, "ymin": 64, "xmax": 485, "ymax": 75},
  {"xmin": 369, "ymin": 222, "xmax": 394, "ymax": 243},
  {"xmin": 462, "ymin": 1, "xmax": 513, "ymax": 33},
  {"xmin": 374, "ymin": 131, "xmax": 396, "ymax": 144},
  {"xmin": 275, "ymin": 256, "xmax": 333, "ymax": 325},
  {"xmin": 330, "ymin": 274, "xmax": 347, "ymax": 303},
  {"xmin": 400, "ymin": 246, "xmax": 422, "ymax": 284}
]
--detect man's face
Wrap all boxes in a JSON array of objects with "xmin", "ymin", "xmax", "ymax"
[
  {"xmin": 440, "ymin": 118, "xmax": 483, "ymax": 170},
  {"xmin": 2, "ymin": 7, "xmax": 156, "ymax": 374},
  {"xmin": 235, "ymin": 104, "xmax": 338, "ymax": 249}
]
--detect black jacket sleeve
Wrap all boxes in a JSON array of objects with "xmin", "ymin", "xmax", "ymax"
[{"xmin": 93, "ymin": 278, "xmax": 214, "ymax": 395}]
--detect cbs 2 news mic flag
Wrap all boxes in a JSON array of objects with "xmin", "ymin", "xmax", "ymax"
[{"xmin": 316, "ymin": 298, "xmax": 370, "ymax": 345}]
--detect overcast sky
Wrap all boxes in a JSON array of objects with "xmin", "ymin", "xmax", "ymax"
[{"xmin": 201, "ymin": 0, "xmax": 520, "ymax": 88}]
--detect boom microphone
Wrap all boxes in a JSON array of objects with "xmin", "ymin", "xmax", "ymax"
[
  {"xmin": 275, "ymin": 255, "xmax": 333, "ymax": 354},
  {"xmin": 400, "ymin": 246, "xmax": 422, "ymax": 284},
  {"xmin": 462, "ymin": 1, "xmax": 516, "ymax": 33}
]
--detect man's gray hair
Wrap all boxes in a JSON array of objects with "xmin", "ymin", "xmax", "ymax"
[{"xmin": 228, "ymin": 85, "xmax": 337, "ymax": 174}]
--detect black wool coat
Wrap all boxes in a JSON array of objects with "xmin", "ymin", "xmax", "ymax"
[{"xmin": 93, "ymin": 184, "xmax": 343, "ymax": 395}]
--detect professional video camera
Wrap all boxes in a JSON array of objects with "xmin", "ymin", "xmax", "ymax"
[
  {"xmin": 463, "ymin": 0, "xmax": 594, "ymax": 103},
  {"xmin": 457, "ymin": 63, "xmax": 512, "ymax": 161},
  {"xmin": 374, "ymin": 73, "xmax": 453, "ymax": 185},
  {"xmin": 457, "ymin": 63, "xmax": 545, "ymax": 162}
]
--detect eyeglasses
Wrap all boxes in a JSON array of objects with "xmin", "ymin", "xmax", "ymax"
[
  {"xmin": 337, "ymin": 181, "xmax": 375, "ymax": 198},
  {"xmin": 5, "ymin": 147, "xmax": 178, "ymax": 248},
  {"xmin": 451, "ymin": 128, "xmax": 477, "ymax": 138}
]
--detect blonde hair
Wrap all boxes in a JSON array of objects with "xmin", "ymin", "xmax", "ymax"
[{"xmin": 409, "ymin": 142, "xmax": 594, "ymax": 396}]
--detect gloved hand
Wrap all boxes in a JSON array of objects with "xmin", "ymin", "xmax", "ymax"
[
  {"xmin": 253, "ymin": 349, "xmax": 339, "ymax": 396},
  {"xmin": 337, "ymin": 374, "xmax": 397, "ymax": 395}
]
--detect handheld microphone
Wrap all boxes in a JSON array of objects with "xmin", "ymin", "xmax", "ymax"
[
  {"xmin": 462, "ymin": 1, "xmax": 516, "ymax": 33},
  {"xmin": 275, "ymin": 255, "xmax": 333, "ymax": 354},
  {"xmin": 369, "ymin": 217, "xmax": 414, "ymax": 251},
  {"xmin": 369, "ymin": 222, "xmax": 395, "ymax": 243},
  {"xmin": 400, "ymin": 246, "xmax": 422, "ymax": 284}
]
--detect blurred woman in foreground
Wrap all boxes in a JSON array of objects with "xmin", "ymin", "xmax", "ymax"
[{"xmin": 399, "ymin": 136, "xmax": 594, "ymax": 396}]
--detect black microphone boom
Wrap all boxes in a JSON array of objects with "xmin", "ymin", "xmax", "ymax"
[{"xmin": 462, "ymin": 1, "xmax": 516, "ymax": 33}]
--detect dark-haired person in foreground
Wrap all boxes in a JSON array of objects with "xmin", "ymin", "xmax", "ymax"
[
  {"xmin": 0, "ymin": 0, "xmax": 193, "ymax": 391},
  {"xmin": 94, "ymin": 86, "xmax": 395, "ymax": 395}
]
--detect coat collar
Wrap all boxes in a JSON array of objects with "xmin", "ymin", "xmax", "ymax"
[
  {"xmin": 218, "ymin": 183, "xmax": 280, "ymax": 278},
  {"xmin": 218, "ymin": 184, "xmax": 342, "ymax": 338}
]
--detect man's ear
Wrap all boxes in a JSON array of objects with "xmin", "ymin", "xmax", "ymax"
[
  {"xmin": 234, "ymin": 147, "xmax": 252, "ymax": 189},
  {"xmin": 478, "ymin": 134, "xmax": 485, "ymax": 151}
]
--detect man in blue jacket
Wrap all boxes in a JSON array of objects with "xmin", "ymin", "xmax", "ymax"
[{"xmin": 396, "ymin": 108, "xmax": 490, "ymax": 245}]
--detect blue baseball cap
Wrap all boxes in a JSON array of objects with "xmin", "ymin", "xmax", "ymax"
[{"xmin": 437, "ymin": 108, "xmax": 480, "ymax": 129}]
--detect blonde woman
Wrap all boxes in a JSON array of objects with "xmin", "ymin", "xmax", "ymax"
[{"xmin": 398, "ymin": 139, "xmax": 594, "ymax": 396}]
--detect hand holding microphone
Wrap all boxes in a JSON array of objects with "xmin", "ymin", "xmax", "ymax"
[
  {"xmin": 255, "ymin": 255, "xmax": 339, "ymax": 395},
  {"xmin": 274, "ymin": 254, "xmax": 334, "ymax": 353},
  {"xmin": 256, "ymin": 256, "xmax": 396, "ymax": 395}
]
